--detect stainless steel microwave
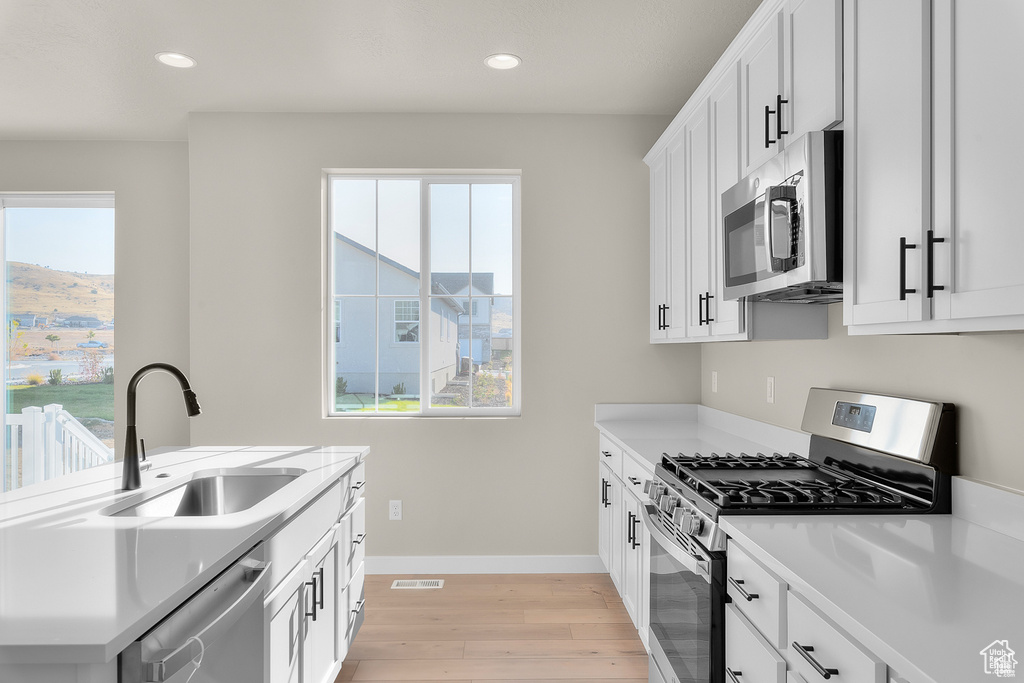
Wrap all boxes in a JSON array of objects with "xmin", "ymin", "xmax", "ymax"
[{"xmin": 721, "ymin": 130, "xmax": 842, "ymax": 303}]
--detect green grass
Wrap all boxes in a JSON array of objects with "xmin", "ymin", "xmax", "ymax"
[
  {"xmin": 336, "ymin": 393, "xmax": 421, "ymax": 413},
  {"xmin": 7, "ymin": 383, "xmax": 114, "ymax": 421}
]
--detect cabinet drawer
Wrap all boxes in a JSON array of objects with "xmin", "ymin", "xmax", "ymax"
[
  {"xmin": 340, "ymin": 497, "xmax": 366, "ymax": 587},
  {"xmin": 599, "ymin": 434, "xmax": 623, "ymax": 479},
  {"xmin": 341, "ymin": 460, "xmax": 366, "ymax": 512},
  {"xmin": 788, "ymin": 591, "xmax": 885, "ymax": 683},
  {"xmin": 346, "ymin": 563, "xmax": 365, "ymax": 645},
  {"xmin": 265, "ymin": 480, "xmax": 342, "ymax": 592},
  {"xmin": 725, "ymin": 604, "xmax": 786, "ymax": 683},
  {"xmin": 727, "ymin": 542, "xmax": 787, "ymax": 648},
  {"xmin": 620, "ymin": 451, "xmax": 653, "ymax": 501}
]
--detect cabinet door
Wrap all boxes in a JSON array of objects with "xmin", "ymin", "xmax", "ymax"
[
  {"xmin": 708, "ymin": 64, "xmax": 745, "ymax": 337},
  {"xmin": 649, "ymin": 151, "xmax": 670, "ymax": 342},
  {"xmin": 785, "ymin": 0, "xmax": 842, "ymax": 139},
  {"xmin": 843, "ymin": 0, "xmax": 932, "ymax": 327},
  {"xmin": 621, "ymin": 494, "xmax": 642, "ymax": 625},
  {"xmin": 306, "ymin": 531, "xmax": 341, "ymax": 683},
  {"xmin": 267, "ymin": 562, "xmax": 311, "ymax": 683},
  {"xmin": 598, "ymin": 462, "xmax": 612, "ymax": 571},
  {"xmin": 932, "ymin": 0, "xmax": 1024, "ymax": 321},
  {"xmin": 666, "ymin": 133, "xmax": 689, "ymax": 341},
  {"xmin": 741, "ymin": 9, "xmax": 785, "ymax": 175},
  {"xmin": 684, "ymin": 101, "xmax": 712, "ymax": 340}
]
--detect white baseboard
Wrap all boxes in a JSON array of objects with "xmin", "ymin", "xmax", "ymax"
[{"xmin": 366, "ymin": 554, "xmax": 606, "ymax": 575}]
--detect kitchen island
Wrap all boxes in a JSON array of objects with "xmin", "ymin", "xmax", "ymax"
[{"xmin": 0, "ymin": 444, "xmax": 367, "ymax": 682}]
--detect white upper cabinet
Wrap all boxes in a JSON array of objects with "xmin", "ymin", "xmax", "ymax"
[
  {"xmin": 741, "ymin": 9, "xmax": 786, "ymax": 175},
  {"xmin": 649, "ymin": 151, "xmax": 670, "ymax": 342},
  {"xmin": 932, "ymin": 0, "xmax": 1024, "ymax": 322},
  {"xmin": 684, "ymin": 100, "xmax": 712, "ymax": 339},
  {"xmin": 843, "ymin": 0, "xmax": 932, "ymax": 328},
  {"xmin": 785, "ymin": 0, "xmax": 843, "ymax": 139},
  {"xmin": 847, "ymin": 0, "xmax": 1024, "ymax": 334}
]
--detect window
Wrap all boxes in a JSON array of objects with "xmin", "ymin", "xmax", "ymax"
[
  {"xmin": 327, "ymin": 173, "xmax": 520, "ymax": 415},
  {"xmin": 1, "ymin": 194, "xmax": 115, "ymax": 492}
]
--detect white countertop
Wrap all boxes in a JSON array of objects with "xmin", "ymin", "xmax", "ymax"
[
  {"xmin": 722, "ymin": 512, "xmax": 1024, "ymax": 683},
  {"xmin": 0, "ymin": 445, "xmax": 367, "ymax": 664}
]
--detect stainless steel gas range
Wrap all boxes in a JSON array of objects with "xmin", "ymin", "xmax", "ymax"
[{"xmin": 642, "ymin": 388, "xmax": 957, "ymax": 683}]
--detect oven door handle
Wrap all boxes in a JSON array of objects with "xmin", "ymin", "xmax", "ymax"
[{"xmin": 641, "ymin": 504, "xmax": 710, "ymax": 582}]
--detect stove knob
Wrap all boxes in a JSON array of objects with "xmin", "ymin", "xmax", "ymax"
[
  {"xmin": 686, "ymin": 514, "xmax": 705, "ymax": 535},
  {"xmin": 659, "ymin": 495, "xmax": 676, "ymax": 513},
  {"xmin": 648, "ymin": 483, "xmax": 662, "ymax": 501},
  {"xmin": 671, "ymin": 506, "xmax": 686, "ymax": 525},
  {"xmin": 643, "ymin": 480, "xmax": 654, "ymax": 494}
]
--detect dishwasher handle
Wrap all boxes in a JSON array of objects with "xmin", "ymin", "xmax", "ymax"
[{"xmin": 122, "ymin": 557, "xmax": 272, "ymax": 682}]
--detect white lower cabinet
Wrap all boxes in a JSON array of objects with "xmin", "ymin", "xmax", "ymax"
[
  {"xmin": 596, "ymin": 433, "xmax": 653, "ymax": 646},
  {"xmin": 727, "ymin": 540, "xmax": 891, "ymax": 683},
  {"xmin": 726, "ymin": 604, "xmax": 786, "ymax": 683},
  {"xmin": 266, "ymin": 462, "xmax": 366, "ymax": 683}
]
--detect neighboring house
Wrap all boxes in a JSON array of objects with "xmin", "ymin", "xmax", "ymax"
[
  {"xmin": 9, "ymin": 314, "xmax": 36, "ymax": 328},
  {"xmin": 431, "ymin": 273, "xmax": 494, "ymax": 366},
  {"xmin": 64, "ymin": 315, "xmax": 102, "ymax": 328},
  {"xmin": 334, "ymin": 234, "xmax": 464, "ymax": 396}
]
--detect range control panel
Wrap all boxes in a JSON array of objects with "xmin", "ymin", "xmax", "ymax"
[{"xmin": 832, "ymin": 401, "xmax": 877, "ymax": 433}]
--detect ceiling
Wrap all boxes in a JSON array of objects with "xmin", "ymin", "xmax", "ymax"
[{"xmin": 0, "ymin": 0, "xmax": 762, "ymax": 141}]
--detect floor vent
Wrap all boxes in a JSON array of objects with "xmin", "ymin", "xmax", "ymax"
[{"xmin": 391, "ymin": 579, "xmax": 445, "ymax": 589}]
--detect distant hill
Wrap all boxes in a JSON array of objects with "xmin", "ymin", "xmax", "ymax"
[{"xmin": 6, "ymin": 262, "xmax": 114, "ymax": 321}]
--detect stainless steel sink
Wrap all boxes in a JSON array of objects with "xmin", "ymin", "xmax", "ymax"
[{"xmin": 108, "ymin": 468, "xmax": 305, "ymax": 517}]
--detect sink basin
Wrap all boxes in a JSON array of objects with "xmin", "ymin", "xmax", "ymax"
[{"xmin": 108, "ymin": 468, "xmax": 305, "ymax": 517}]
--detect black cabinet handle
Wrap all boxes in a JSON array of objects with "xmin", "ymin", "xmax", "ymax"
[
  {"xmin": 926, "ymin": 229, "xmax": 946, "ymax": 298},
  {"xmin": 726, "ymin": 668, "xmax": 743, "ymax": 683},
  {"xmin": 662, "ymin": 304, "xmax": 670, "ymax": 330},
  {"xmin": 305, "ymin": 576, "xmax": 319, "ymax": 621},
  {"xmin": 627, "ymin": 476, "xmax": 642, "ymax": 486},
  {"xmin": 353, "ymin": 533, "xmax": 366, "ymax": 545},
  {"xmin": 728, "ymin": 577, "xmax": 759, "ymax": 601},
  {"xmin": 352, "ymin": 481, "xmax": 366, "ymax": 490},
  {"xmin": 630, "ymin": 514, "xmax": 641, "ymax": 549},
  {"xmin": 899, "ymin": 237, "xmax": 918, "ymax": 301},
  {"xmin": 698, "ymin": 293, "xmax": 706, "ymax": 326},
  {"xmin": 602, "ymin": 450, "xmax": 613, "ymax": 458},
  {"xmin": 317, "ymin": 567, "xmax": 325, "ymax": 609},
  {"xmin": 765, "ymin": 105, "xmax": 776, "ymax": 148},
  {"xmin": 792, "ymin": 642, "xmax": 839, "ymax": 679},
  {"xmin": 776, "ymin": 95, "xmax": 789, "ymax": 138},
  {"xmin": 626, "ymin": 511, "xmax": 635, "ymax": 546},
  {"xmin": 602, "ymin": 479, "xmax": 611, "ymax": 508},
  {"xmin": 351, "ymin": 599, "xmax": 365, "ymax": 614},
  {"xmin": 705, "ymin": 292, "xmax": 715, "ymax": 323}
]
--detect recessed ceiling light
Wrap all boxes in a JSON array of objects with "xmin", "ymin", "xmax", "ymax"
[
  {"xmin": 155, "ymin": 52, "xmax": 197, "ymax": 69},
  {"xmin": 484, "ymin": 53, "xmax": 521, "ymax": 70}
]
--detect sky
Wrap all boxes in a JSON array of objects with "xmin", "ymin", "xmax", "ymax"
[{"xmin": 3, "ymin": 207, "xmax": 115, "ymax": 274}]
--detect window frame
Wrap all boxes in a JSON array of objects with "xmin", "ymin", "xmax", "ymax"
[{"xmin": 324, "ymin": 171, "xmax": 521, "ymax": 417}]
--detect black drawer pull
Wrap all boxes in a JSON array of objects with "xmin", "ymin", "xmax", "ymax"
[
  {"xmin": 602, "ymin": 450, "xmax": 613, "ymax": 458},
  {"xmin": 353, "ymin": 533, "xmax": 366, "ymax": 545},
  {"xmin": 793, "ymin": 642, "xmax": 839, "ymax": 679},
  {"xmin": 351, "ymin": 599, "xmax": 365, "ymax": 614},
  {"xmin": 726, "ymin": 668, "xmax": 743, "ymax": 683},
  {"xmin": 728, "ymin": 577, "xmax": 759, "ymax": 601},
  {"xmin": 627, "ymin": 476, "xmax": 642, "ymax": 485},
  {"xmin": 352, "ymin": 481, "xmax": 366, "ymax": 490}
]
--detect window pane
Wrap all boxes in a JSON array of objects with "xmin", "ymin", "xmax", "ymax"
[
  {"xmin": 334, "ymin": 297, "xmax": 376, "ymax": 412},
  {"xmin": 4, "ymin": 205, "xmax": 115, "ymax": 492},
  {"xmin": 471, "ymin": 184, "xmax": 514, "ymax": 296},
  {"xmin": 332, "ymin": 179, "xmax": 376, "ymax": 296},
  {"xmin": 378, "ymin": 180, "xmax": 420, "ymax": 296},
  {"xmin": 428, "ymin": 295, "xmax": 467, "ymax": 408},
  {"xmin": 378, "ymin": 299, "xmax": 419, "ymax": 412},
  {"xmin": 477, "ymin": 296, "xmax": 514, "ymax": 408},
  {"xmin": 430, "ymin": 184, "xmax": 469, "ymax": 291}
]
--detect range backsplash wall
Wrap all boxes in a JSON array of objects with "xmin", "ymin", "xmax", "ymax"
[
  {"xmin": 702, "ymin": 304, "xmax": 1024, "ymax": 491},
  {"xmin": 187, "ymin": 112, "xmax": 700, "ymax": 560}
]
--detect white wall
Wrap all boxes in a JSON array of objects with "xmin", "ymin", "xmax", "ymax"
[
  {"xmin": 703, "ymin": 304, "xmax": 1024, "ymax": 491},
  {"xmin": 187, "ymin": 113, "xmax": 700, "ymax": 558},
  {"xmin": 0, "ymin": 141, "xmax": 192, "ymax": 454}
]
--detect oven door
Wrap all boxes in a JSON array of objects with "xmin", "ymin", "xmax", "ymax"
[{"xmin": 642, "ymin": 504, "xmax": 725, "ymax": 683}]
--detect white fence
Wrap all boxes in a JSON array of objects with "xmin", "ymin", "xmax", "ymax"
[{"xmin": 3, "ymin": 404, "xmax": 114, "ymax": 491}]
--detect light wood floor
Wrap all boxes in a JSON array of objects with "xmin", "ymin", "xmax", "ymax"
[{"xmin": 335, "ymin": 573, "xmax": 648, "ymax": 682}]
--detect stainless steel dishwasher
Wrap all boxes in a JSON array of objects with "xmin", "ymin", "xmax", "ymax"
[{"xmin": 119, "ymin": 543, "xmax": 270, "ymax": 682}]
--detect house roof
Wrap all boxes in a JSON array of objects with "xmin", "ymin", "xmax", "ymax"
[{"xmin": 431, "ymin": 273, "xmax": 495, "ymax": 297}]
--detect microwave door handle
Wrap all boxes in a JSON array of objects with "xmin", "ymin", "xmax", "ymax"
[
  {"xmin": 763, "ymin": 185, "xmax": 798, "ymax": 273},
  {"xmin": 141, "ymin": 561, "xmax": 272, "ymax": 682},
  {"xmin": 762, "ymin": 188, "xmax": 778, "ymax": 273},
  {"xmin": 641, "ymin": 504, "xmax": 710, "ymax": 581}
]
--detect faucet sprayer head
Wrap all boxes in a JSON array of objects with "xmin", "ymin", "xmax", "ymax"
[{"xmin": 183, "ymin": 389, "xmax": 202, "ymax": 417}]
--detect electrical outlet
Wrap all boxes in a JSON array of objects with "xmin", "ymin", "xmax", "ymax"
[
  {"xmin": 767, "ymin": 376, "xmax": 775, "ymax": 404},
  {"xmin": 711, "ymin": 370, "xmax": 718, "ymax": 393},
  {"xmin": 388, "ymin": 500, "xmax": 402, "ymax": 521}
]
